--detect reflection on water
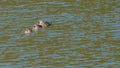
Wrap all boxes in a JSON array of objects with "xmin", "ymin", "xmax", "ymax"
[{"xmin": 0, "ymin": 0, "xmax": 120, "ymax": 68}]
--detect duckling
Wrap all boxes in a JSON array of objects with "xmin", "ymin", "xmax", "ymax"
[
  {"xmin": 33, "ymin": 24, "xmax": 42, "ymax": 30},
  {"xmin": 37, "ymin": 20, "xmax": 51, "ymax": 28},
  {"xmin": 24, "ymin": 28, "xmax": 32, "ymax": 34}
]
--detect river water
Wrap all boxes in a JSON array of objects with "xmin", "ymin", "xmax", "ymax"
[{"xmin": 0, "ymin": 0, "xmax": 120, "ymax": 68}]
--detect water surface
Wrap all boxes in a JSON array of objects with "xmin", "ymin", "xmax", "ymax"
[{"xmin": 0, "ymin": 0, "xmax": 120, "ymax": 68}]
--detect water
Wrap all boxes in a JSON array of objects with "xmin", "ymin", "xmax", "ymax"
[{"xmin": 0, "ymin": 0, "xmax": 120, "ymax": 68}]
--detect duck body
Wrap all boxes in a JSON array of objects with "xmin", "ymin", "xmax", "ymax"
[
  {"xmin": 37, "ymin": 20, "xmax": 51, "ymax": 28},
  {"xmin": 24, "ymin": 28, "xmax": 32, "ymax": 34}
]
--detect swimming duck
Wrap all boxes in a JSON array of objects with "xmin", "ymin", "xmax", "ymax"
[
  {"xmin": 24, "ymin": 28, "xmax": 32, "ymax": 34},
  {"xmin": 33, "ymin": 24, "xmax": 42, "ymax": 30},
  {"xmin": 37, "ymin": 20, "xmax": 51, "ymax": 28}
]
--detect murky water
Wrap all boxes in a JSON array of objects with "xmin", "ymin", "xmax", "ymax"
[{"xmin": 0, "ymin": 0, "xmax": 120, "ymax": 68}]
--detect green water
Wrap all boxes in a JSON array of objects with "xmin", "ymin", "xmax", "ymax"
[{"xmin": 0, "ymin": 0, "xmax": 120, "ymax": 68}]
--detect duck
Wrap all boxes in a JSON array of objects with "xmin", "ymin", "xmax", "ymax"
[
  {"xmin": 37, "ymin": 20, "xmax": 51, "ymax": 28},
  {"xmin": 24, "ymin": 28, "xmax": 32, "ymax": 34},
  {"xmin": 33, "ymin": 24, "xmax": 42, "ymax": 30}
]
